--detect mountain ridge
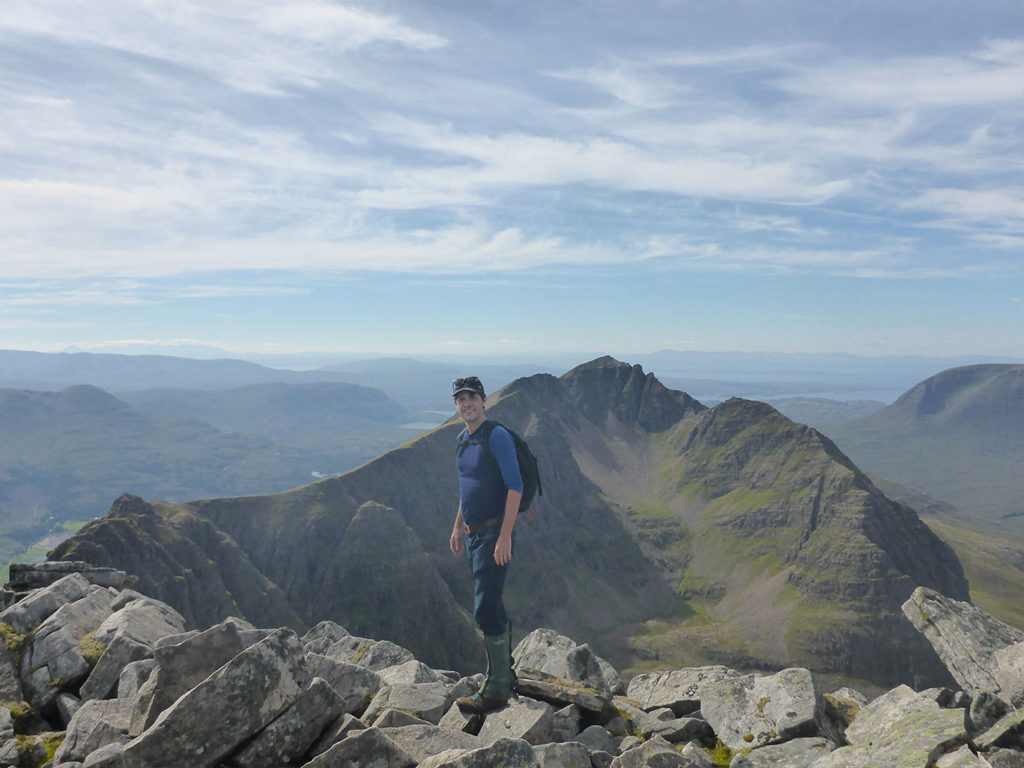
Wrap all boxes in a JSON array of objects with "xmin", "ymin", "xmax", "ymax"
[{"xmin": 52, "ymin": 357, "xmax": 970, "ymax": 688}]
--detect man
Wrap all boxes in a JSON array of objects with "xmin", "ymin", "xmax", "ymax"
[{"xmin": 449, "ymin": 375, "xmax": 522, "ymax": 713}]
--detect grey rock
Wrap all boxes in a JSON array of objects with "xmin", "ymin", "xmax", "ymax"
[
  {"xmin": 375, "ymin": 708, "xmax": 434, "ymax": 728},
  {"xmin": 515, "ymin": 676, "xmax": 611, "ymax": 714},
  {"xmin": 51, "ymin": 698, "xmax": 132, "ymax": 765},
  {"xmin": 608, "ymin": 735, "xmax": 691, "ymax": 767},
  {"xmin": 122, "ymin": 628, "xmax": 309, "ymax": 768},
  {"xmin": 729, "ymin": 737, "xmax": 832, "ymax": 767},
  {"xmin": 590, "ymin": 751, "xmax": 615, "ymax": 768},
  {"xmin": 514, "ymin": 629, "xmax": 614, "ymax": 697},
  {"xmin": 574, "ymin": 724, "xmax": 617, "ymax": 754},
  {"xmin": 418, "ymin": 737, "xmax": 540, "ymax": 768},
  {"xmin": 116, "ymin": 659, "xmax": 155, "ymax": 703},
  {"xmin": 535, "ymin": 740, "xmax": 592, "ymax": 768},
  {"xmin": 477, "ymin": 697, "xmax": 555, "ymax": 746},
  {"xmin": 230, "ymin": 677, "xmax": 347, "ymax": 768},
  {"xmin": 80, "ymin": 635, "xmax": 151, "ymax": 702},
  {"xmin": 438, "ymin": 702, "xmax": 484, "ymax": 734},
  {"xmin": 811, "ymin": 685, "xmax": 968, "ymax": 768},
  {"xmin": 379, "ymin": 658, "xmax": 442, "ymax": 685},
  {"xmin": 303, "ymin": 652, "xmax": 383, "ymax": 715},
  {"xmin": 679, "ymin": 742, "xmax": 716, "ymax": 768},
  {"xmin": 903, "ymin": 587, "xmax": 1024, "ymax": 706},
  {"xmin": 357, "ymin": 639, "xmax": 416, "ymax": 671},
  {"xmin": 324, "ymin": 634, "xmax": 376, "ymax": 664},
  {"xmin": 304, "ymin": 726, "xmax": 416, "ymax": 768},
  {"xmin": 91, "ymin": 598, "xmax": 185, "ymax": 648},
  {"xmin": 626, "ymin": 666, "xmax": 742, "ymax": 716},
  {"xmin": 82, "ymin": 741, "xmax": 126, "ymax": 768},
  {"xmin": 128, "ymin": 617, "xmax": 253, "ymax": 736},
  {"xmin": 974, "ymin": 707, "xmax": 1024, "ymax": 751},
  {"xmin": 109, "ymin": 588, "xmax": 146, "ymax": 611},
  {"xmin": 7, "ymin": 562, "xmax": 132, "ymax": 592},
  {"xmin": 0, "ymin": 572, "xmax": 92, "ymax": 633},
  {"xmin": 0, "ymin": 640, "xmax": 23, "ymax": 703},
  {"xmin": 551, "ymin": 703, "xmax": 583, "ymax": 742},
  {"xmin": 20, "ymin": 586, "xmax": 113, "ymax": 708},
  {"xmin": 300, "ymin": 620, "xmax": 350, "ymax": 655},
  {"xmin": 381, "ymin": 723, "xmax": 484, "ymax": 762},
  {"xmin": 987, "ymin": 748, "xmax": 1024, "ymax": 767},
  {"xmin": 363, "ymin": 682, "xmax": 450, "ymax": 726},
  {"xmin": 701, "ymin": 667, "xmax": 821, "ymax": 751},
  {"xmin": 56, "ymin": 692, "xmax": 83, "ymax": 727},
  {"xmin": 934, "ymin": 745, "xmax": 990, "ymax": 767},
  {"xmin": 0, "ymin": 706, "xmax": 11, "ymax": 740},
  {"xmin": 305, "ymin": 712, "xmax": 367, "ymax": 759},
  {"xmin": 969, "ymin": 691, "xmax": 1010, "ymax": 734}
]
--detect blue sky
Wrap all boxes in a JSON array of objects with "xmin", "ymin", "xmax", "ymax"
[{"xmin": 1, "ymin": 0, "xmax": 1023, "ymax": 361}]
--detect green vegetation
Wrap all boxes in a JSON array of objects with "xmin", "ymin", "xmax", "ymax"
[
  {"xmin": 79, "ymin": 631, "xmax": 107, "ymax": 666},
  {"xmin": 0, "ymin": 623, "xmax": 27, "ymax": 664}
]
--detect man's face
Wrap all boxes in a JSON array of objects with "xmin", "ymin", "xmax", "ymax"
[{"xmin": 455, "ymin": 391, "xmax": 486, "ymax": 426}]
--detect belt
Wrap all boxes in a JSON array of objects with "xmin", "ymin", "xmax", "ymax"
[{"xmin": 464, "ymin": 516, "xmax": 502, "ymax": 534}]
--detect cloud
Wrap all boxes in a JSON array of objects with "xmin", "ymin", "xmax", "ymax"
[
  {"xmin": 903, "ymin": 187, "xmax": 1024, "ymax": 229},
  {"xmin": 0, "ymin": 0, "xmax": 445, "ymax": 94}
]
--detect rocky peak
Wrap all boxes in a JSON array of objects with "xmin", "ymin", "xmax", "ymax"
[{"xmin": 561, "ymin": 356, "xmax": 704, "ymax": 432}]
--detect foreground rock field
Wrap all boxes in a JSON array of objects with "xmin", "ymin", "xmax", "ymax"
[{"xmin": 0, "ymin": 561, "xmax": 1022, "ymax": 767}]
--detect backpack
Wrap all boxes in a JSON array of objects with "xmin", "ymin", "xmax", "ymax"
[{"xmin": 457, "ymin": 420, "xmax": 543, "ymax": 514}]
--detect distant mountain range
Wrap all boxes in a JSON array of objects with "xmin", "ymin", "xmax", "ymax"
[
  {"xmin": 0, "ymin": 381, "xmax": 417, "ymax": 554},
  {"xmin": 828, "ymin": 364, "xmax": 1024, "ymax": 530},
  {"xmin": 53, "ymin": 357, "xmax": 976, "ymax": 690}
]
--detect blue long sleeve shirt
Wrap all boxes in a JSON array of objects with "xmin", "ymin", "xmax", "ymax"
[{"xmin": 457, "ymin": 422, "xmax": 523, "ymax": 527}]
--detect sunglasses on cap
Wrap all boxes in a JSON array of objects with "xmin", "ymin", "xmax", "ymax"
[{"xmin": 452, "ymin": 376, "xmax": 484, "ymax": 396}]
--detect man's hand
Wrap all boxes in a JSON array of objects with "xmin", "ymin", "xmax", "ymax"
[
  {"xmin": 493, "ymin": 531, "xmax": 512, "ymax": 566},
  {"xmin": 450, "ymin": 527, "xmax": 464, "ymax": 556}
]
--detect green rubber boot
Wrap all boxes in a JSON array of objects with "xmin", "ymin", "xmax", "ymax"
[{"xmin": 457, "ymin": 625, "xmax": 514, "ymax": 714}]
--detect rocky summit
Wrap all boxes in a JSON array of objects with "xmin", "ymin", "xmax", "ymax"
[
  {"xmin": 51, "ymin": 357, "xmax": 969, "ymax": 687},
  {"xmin": 1, "ymin": 562, "xmax": 1023, "ymax": 768}
]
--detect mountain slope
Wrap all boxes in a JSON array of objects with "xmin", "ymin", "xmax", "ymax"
[
  {"xmin": 51, "ymin": 357, "xmax": 968, "ymax": 687},
  {"xmin": 829, "ymin": 364, "xmax": 1024, "ymax": 528}
]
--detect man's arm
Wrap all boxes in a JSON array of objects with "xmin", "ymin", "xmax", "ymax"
[
  {"xmin": 493, "ymin": 489, "xmax": 520, "ymax": 566},
  {"xmin": 450, "ymin": 502, "xmax": 465, "ymax": 555}
]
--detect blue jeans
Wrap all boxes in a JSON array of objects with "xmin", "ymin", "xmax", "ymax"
[{"xmin": 465, "ymin": 528, "xmax": 513, "ymax": 636}]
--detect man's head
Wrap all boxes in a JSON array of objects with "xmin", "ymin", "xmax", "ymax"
[{"xmin": 453, "ymin": 376, "xmax": 487, "ymax": 428}]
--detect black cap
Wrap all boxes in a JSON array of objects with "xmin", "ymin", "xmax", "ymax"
[{"xmin": 453, "ymin": 376, "xmax": 485, "ymax": 397}]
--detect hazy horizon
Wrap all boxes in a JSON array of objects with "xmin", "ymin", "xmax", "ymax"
[{"xmin": 2, "ymin": 1, "xmax": 1022, "ymax": 358}]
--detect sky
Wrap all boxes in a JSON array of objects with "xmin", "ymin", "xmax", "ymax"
[{"xmin": 1, "ymin": 0, "xmax": 1023, "ymax": 362}]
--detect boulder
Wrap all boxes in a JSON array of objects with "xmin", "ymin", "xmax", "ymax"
[
  {"xmin": 51, "ymin": 698, "xmax": 132, "ymax": 765},
  {"xmin": 381, "ymin": 723, "xmax": 484, "ymax": 762},
  {"xmin": 301, "ymin": 620, "xmax": 351, "ymax": 654},
  {"xmin": 363, "ymin": 682, "xmax": 451, "ymax": 726},
  {"xmin": 477, "ymin": 697, "xmax": 555, "ymax": 746},
  {"xmin": 608, "ymin": 734, "xmax": 694, "ymax": 767},
  {"xmin": 730, "ymin": 736, "xmax": 832, "ymax": 767},
  {"xmin": 810, "ymin": 685, "xmax": 968, "ymax": 767},
  {"xmin": 121, "ymin": 627, "xmax": 310, "ymax": 768},
  {"xmin": 128, "ymin": 617, "xmax": 255, "ymax": 736},
  {"xmin": 626, "ymin": 666, "xmax": 742, "ymax": 716},
  {"xmin": 700, "ymin": 667, "xmax": 821, "ymax": 751},
  {"xmin": 303, "ymin": 652, "xmax": 383, "ymax": 715},
  {"xmin": 19, "ymin": 586, "xmax": 113, "ymax": 708},
  {"xmin": 514, "ymin": 629, "xmax": 615, "ymax": 697},
  {"xmin": 303, "ymin": 726, "xmax": 416, "ymax": 768},
  {"xmin": 903, "ymin": 587, "xmax": 1024, "ymax": 706},
  {"xmin": 0, "ymin": 572, "xmax": 92, "ymax": 633},
  {"xmin": 533, "ymin": 740, "xmax": 591, "ymax": 768},
  {"xmin": 418, "ymin": 736, "xmax": 540, "ymax": 768},
  {"xmin": 229, "ymin": 677, "xmax": 348, "ymax": 768}
]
